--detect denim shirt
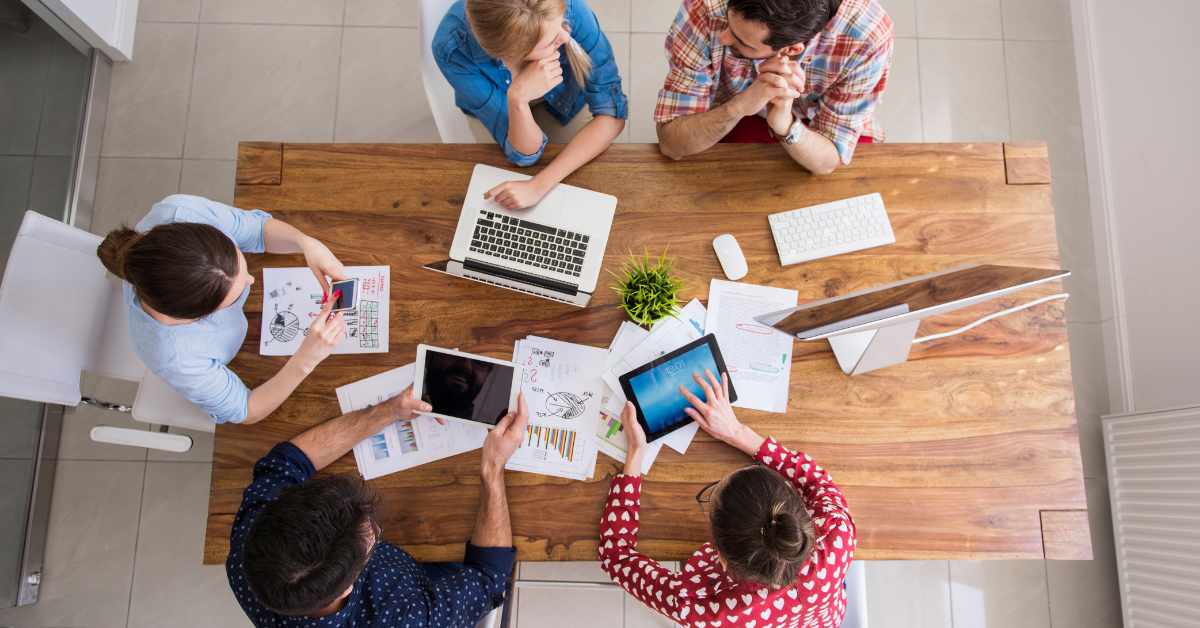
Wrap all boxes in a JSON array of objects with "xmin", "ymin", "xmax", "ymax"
[{"xmin": 433, "ymin": 0, "xmax": 628, "ymax": 166}]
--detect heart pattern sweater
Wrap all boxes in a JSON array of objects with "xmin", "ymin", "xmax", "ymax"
[{"xmin": 597, "ymin": 437, "xmax": 856, "ymax": 628}]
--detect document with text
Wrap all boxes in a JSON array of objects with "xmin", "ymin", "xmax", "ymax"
[{"xmin": 704, "ymin": 279, "xmax": 798, "ymax": 413}]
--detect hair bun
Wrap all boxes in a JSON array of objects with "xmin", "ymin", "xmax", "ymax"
[
  {"xmin": 96, "ymin": 226, "xmax": 140, "ymax": 280},
  {"xmin": 762, "ymin": 508, "xmax": 806, "ymax": 562}
]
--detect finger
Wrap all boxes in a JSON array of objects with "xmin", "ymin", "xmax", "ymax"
[
  {"xmin": 693, "ymin": 372, "xmax": 715, "ymax": 402},
  {"xmin": 678, "ymin": 384, "xmax": 705, "ymax": 409},
  {"xmin": 620, "ymin": 400, "xmax": 637, "ymax": 424},
  {"xmin": 514, "ymin": 392, "xmax": 530, "ymax": 427},
  {"xmin": 327, "ymin": 266, "xmax": 349, "ymax": 282},
  {"xmin": 722, "ymin": 371, "xmax": 730, "ymax": 399},
  {"xmin": 313, "ymin": 270, "xmax": 331, "ymax": 295},
  {"xmin": 494, "ymin": 189, "xmax": 511, "ymax": 204},
  {"xmin": 705, "ymin": 369, "xmax": 723, "ymax": 400},
  {"xmin": 493, "ymin": 411, "xmax": 515, "ymax": 433},
  {"xmin": 436, "ymin": 417, "xmax": 446, "ymax": 425},
  {"xmin": 484, "ymin": 182, "xmax": 507, "ymax": 200},
  {"xmin": 684, "ymin": 406, "xmax": 707, "ymax": 426}
]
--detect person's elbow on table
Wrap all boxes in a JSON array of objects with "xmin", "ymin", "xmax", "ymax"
[{"xmin": 655, "ymin": 122, "xmax": 687, "ymax": 161}]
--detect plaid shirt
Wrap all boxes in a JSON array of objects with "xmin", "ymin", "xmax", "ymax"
[{"xmin": 655, "ymin": 0, "xmax": 893, "ymax": 164}]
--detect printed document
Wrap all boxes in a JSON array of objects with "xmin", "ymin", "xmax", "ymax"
[
  {"xmin": 260, "ymin": 266, "xmax": 389, "ymax": 356},
  {"xmin": 704, "ymin": 279, "xmax": 798, "ymax": 413},
  {"xmin": 340, "ymin": 363, "xmax": 488, "ymax": 480}
]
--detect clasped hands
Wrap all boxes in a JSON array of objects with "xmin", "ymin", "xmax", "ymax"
[{"xmin": 733, "ymin": 53, "xmax": 806, "ymax": 138}]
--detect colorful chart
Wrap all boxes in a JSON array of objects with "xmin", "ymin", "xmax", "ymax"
[
  {"xmin": 369, "ymin": 434, "xmax": 389, "ymax": 461},
  {"xmin": 396, "ymin": 420, "xmax": 419, "ymax": 454},
  {"xmin": 599, "ymin": 413, "xmax": 624, "ymax": 440},
  {"xmin": 525, "ymin": 425, "xmax": 578, "ymax": 462}
]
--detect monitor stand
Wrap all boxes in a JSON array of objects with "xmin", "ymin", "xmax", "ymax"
[{"xmin": 827, "ymin": 319, "xmax": 921, "ymax": 376}]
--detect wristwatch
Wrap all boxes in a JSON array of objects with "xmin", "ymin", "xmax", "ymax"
[{"xmin": 769, "ymin": 117, "xmax": 805, "ymax": 145}]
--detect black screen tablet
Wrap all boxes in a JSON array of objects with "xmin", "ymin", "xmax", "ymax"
[{"xmin": 618, "ymin": 334, "xmax": 737, "ymax": 442}]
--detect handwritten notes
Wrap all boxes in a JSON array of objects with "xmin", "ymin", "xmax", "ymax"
[{"xmin": 259, "ymin": 266, "xmax": 389, "ymax": 356}]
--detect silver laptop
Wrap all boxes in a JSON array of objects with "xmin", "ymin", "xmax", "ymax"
[{"xmin": 424, "ymin": 164, "xmax": 616, "ymax": 307}]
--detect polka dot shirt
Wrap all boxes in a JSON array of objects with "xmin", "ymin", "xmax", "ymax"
[
  {"xmin": 226, "ymin": 443, "xmax": 516, "ymax": 628},
  {"xmin": 598, "ymin": 437, "xmax": 857, "ymax": 628}
]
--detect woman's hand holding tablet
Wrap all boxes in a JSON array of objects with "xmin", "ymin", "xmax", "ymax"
[
  {"xmin": 678, "ymin": 370, "xmax": 766, "ymax": 456},
  {"xmin": 617, "ymin": 334, "xmax": 738, "ymax": 443}
]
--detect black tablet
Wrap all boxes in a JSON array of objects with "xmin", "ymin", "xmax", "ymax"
[{"xmin": 618, "ymin": 334, "xmax": 738, "ymax": 443}]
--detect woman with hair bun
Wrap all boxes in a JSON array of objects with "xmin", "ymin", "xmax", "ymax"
[
  {"xmin": 97, "ymin": 195, "xmax": 349, "ymax": 425},
  {"xmin": 599, "ymin": 370, "xmax": 856, "ymax": 628},
  {"xmin": 433, "ymin": 0, "xmax": 627, "ymax": 209}
]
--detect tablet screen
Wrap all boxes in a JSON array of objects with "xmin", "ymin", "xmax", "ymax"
[
  {"xmin": 420, "ymin": 350, "xmax": 515, "ymax": 426},
  {"xmin": 627, "ymin": 343, "xmax": 724, "ymax": 435}
]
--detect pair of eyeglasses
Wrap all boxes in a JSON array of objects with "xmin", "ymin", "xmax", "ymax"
[
  {"xmin": 695, "ymin": 461, "xmax": 766, "ymax": 523},
  {"xmin": 363, "ymin": 513, "xmax": 383, "ymax": 566}
]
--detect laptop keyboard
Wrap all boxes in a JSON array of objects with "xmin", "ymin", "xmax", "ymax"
[{"xmin": 469, "ymin": 210, "xmax": 590, "ymax": 277}]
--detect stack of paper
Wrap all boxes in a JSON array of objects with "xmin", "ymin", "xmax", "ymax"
[
  {"xmin": 507, "ymin": 336, "xmax": 608, "ymax": 481},
  {"xmin": 704, "ymin": 279, "xmax": 799, "ymax": 413},
  {"xmin": 339, "ymin": 363, "xmax": 488, "ymax": 480}
]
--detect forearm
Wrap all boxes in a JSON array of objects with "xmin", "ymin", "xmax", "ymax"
[
  {"xmin": 729, "ymin": 424, "xmax": 767, "ymax": 457},
  {"xmin": 262, "ymin": 218, "xmax": 316, "ymax": 254},
  {"xmin": 532, "ymin": 115, "xmax": 624, "ymax": 189},
  {"xmin": 656, "ymin": 103, "xmax": 743, "ymax": 160},
  {"xmin": 289, "ymin": 401, "xmax": 397, "ymax": 471},
  {"xmin": 506, "ymin": 96, "xmax": 544, "ymax": 156},
  {"xmin": 780, "ymin": 127, "xmax": 841, "ymax": 175},
  {"xmin": 623, "ymin": 446, "xmax": 646, "ymax": 478},
  {"xmin": 244, "ymin": 355, "xmax": 318, "ymax": 424},
  {"xmin": 471, "ymin": 468, "xmax": 512, "ymax": 547}
]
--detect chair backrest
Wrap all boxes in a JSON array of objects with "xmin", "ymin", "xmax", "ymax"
[
  {"xmin": 0, "ymin": 211, "xmax": 145, "ymax": 406},
  {"xmin": 418, "ymin": 0, "xmax": 479, "ymax": 143}
]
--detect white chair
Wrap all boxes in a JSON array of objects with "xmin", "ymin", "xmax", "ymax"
[
  {"xmin": 0, "ymin": 211, "xmax": 214, "ymax": 452},
  {"xmin": 419, "ymin": 0, "xmax": 478, "ymax": 143},
  {"xmin": 841, "ymin": 560, "xmax": 868, "ymax": 628}
]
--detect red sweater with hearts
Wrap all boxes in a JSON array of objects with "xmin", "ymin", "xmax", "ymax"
[{"xmin": 597, "ymin": 437, "xmax": 856, "ymax": 628}]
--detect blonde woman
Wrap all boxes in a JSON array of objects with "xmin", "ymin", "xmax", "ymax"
[{"xmin": 434, "ymin": 0, "xmax": 627, "ymax": 209}]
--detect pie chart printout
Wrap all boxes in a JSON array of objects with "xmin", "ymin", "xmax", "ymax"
[
  {"xmin": 270, "ymin": 311, "xmax": 300, "ymax": 343},
  {"xmin": 546, "ymin": 392, "xmax": 587, "ymax": 419}
]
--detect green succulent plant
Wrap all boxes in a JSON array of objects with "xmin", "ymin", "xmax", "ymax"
[{"xmin": 609, "ymin": 246, "xmax": 691, "ymax": 326}]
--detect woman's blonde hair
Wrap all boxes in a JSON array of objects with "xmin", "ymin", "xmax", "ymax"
[{"xmin": 466, "ymin": 0, "xmax": 592, "ymax": 86}]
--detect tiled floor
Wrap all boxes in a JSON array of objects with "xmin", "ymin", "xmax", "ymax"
[{"xmin": 0, "ymin": 0, "xmax": 1124, "ymax": 626}]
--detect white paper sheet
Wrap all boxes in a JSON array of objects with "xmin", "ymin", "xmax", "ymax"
[
  {"xmin": 260, "ymin": 266, "xmax": 390, "ymax": 356},
  {"xmin": 704, "ymin": 279, "xmax": 799, "ymax": 413},
  {"xmin": 340, "ymin": 363, "xmax": 488, "ymax": 480},
  {"xmin": 506, "ymin": 336, "xmax": 606, "ymax": 480},
  {"xmin": 601, "ymin": 299, "xmax": 708, "ymax": 416},
  {"xmin": 592, "ymin": 322, "xmax": 662, "ymax": 473}
]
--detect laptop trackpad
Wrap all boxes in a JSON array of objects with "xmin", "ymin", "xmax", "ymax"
[{"xmin": 502, "ymin": 188, "xmax": 566, "ymax": 222}]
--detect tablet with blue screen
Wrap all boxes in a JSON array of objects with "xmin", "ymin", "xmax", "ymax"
[{"xmin": 618, "ymin": 334, "xmax": 737, "ymax": 442}]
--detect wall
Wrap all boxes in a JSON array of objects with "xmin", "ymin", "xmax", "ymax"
[
  {"xmin": 1070, "ymin": 0, "xmax": 1200, "ymax": 414},
  {"xmin": 32, "ymin": 0, "xmax": 137, "ymax": 60}
]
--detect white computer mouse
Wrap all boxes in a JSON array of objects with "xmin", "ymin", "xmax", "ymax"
[{"xmin": 713, "ymin": 234, "xmax": 748, "ymax": 280}]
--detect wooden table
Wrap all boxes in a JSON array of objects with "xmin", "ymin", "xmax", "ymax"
[{"xmin": 204, "ymin": 141, "xmax": 1091, "ymax": 565}]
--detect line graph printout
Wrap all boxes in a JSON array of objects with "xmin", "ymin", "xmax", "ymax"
[
  {"xmin": 506, "ymin": 336, "xmax": 606, "ymax": 480},
  {"xmin": 704, "ymin": 279, "xmax": 798, "ymax": 413},
  {"xmin": 339, "ymin": 363, "xmax": 488, "ymax": 480},
  {"xmin": 260, "ymin": 266, "xmax": 390, "ymax": 356}
]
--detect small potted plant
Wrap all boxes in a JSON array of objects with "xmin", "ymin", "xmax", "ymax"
[{"xmin": 610, "ymin": 246, "xmax": 691, "ymax": 326}]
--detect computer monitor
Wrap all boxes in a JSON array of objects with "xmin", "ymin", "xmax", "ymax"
[{"xmin": 754, "ymin": 264, "xmax": 1070, "ymax": 375}]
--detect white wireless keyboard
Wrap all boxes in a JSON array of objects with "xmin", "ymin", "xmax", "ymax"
[{"xmin": 768, "ymin": 193, "xmax": 895, "ymax": 266}]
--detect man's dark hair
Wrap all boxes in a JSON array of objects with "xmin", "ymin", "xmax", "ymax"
[
  {"xmin": 241, "ymin": 473, "xmax": 383, "ymax": 616},
  {"xmin": 709, "ymin": 465, "xmax": 817, "ymax": 587},
  {"xmin": 726, "ymin": 0, "xmax": 843, "ymax": 49}
]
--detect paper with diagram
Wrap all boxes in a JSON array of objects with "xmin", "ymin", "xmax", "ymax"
[
  {"xmin": 507, "ymin": 336, "xmax": 605, "ymax": 480},
  {"xmin": 704, "ymin": 279, "xmax": 798, "ymax": 413},
  {"xmin": 340, "ymin": 363, "xmax": 488, "ymax": 480},
  {"xmin": 260, "ymin": 266, "xmax": 390, "ymax": 356}
]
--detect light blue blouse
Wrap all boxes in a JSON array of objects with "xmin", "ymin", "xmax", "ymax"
[{"xmin": 125, "ymin": 195, "xmax": 271, "ymax": 424}]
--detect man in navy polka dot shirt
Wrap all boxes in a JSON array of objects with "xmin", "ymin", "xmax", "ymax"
[{"xmin": 226, "ymin": 384, "xmax": 528, "ymax": 627}]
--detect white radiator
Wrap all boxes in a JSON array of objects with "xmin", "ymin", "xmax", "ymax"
[{"xmin": 1104, "ymin": 405, "xmax": 1200, "ymax": 628}]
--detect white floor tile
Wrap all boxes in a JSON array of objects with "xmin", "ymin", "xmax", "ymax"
[
  {"xmin": 1045, "ymin": 478, "xmax": 1123, "ymax": 628},
  {"xmin": 879, "ymin": 0, "xmax": 916, "ymax": 38},
  {"xmin": 864, "ymin": 561, "xmax": 952, "ymax": 628},
  {"xmin": 520, "ymin": 561, "xmax": 612, "ymax": 583},
  {"xmin": 335, "ymin": 26, "xmax": 439, "ymax": 143},
  {"xmin": 26, "ymin": 155, "xmax": 73, "ymax": 217},
  {"xmin": 517, "ymin": 585, "xmax": 626, "ymax": 628},
  {"xmin": 629, "ymin": 33, "xmax": 668, "ymax": 143},
  {"xmin": 199, "ymin": 0, "xmax": 346, "ymax": 25},
  {"xmin": 0, "ymin": 397, "xmax": 43, "ymax": 459},
  {"xmin": 92, "ymin": 157, "xmax": 181, "ymax": 236},
  {"xmin": 1005, "ymin": 40, "xmax": 1086, "ymax": 178},
  {"xmin": 185, "ymin": 24, "xmax": 341, "ymax": 160},
  {"xmin": 590, "ymin": 0, "xmax": 632, "ymax": 33},
  {"xmin": 34, "ymin": 36, "xmax": 91, "ymax": 158},
  {"xmin": 625, "ymin": 588, "xmax": 675, "ymax": 627},
  {"xmin": 0, "ymin": 20, "xmax": 56, "ymax": 156},
  {"xmin": 873, "ymin": 37, "xmax": 921, "ymax": 143},
  {"xmin": 0, "ymin": 460, "xmax": 145, "ymax": 628},
  {"xmin": 344, "ymin": 0, "xmax": 416, "ymax": 27},
  {"xmin": 631, "ymin": 0, "xmax": 677, "ymax": 33},
  {"xmin": 1053, "ymin": 174, "xmax": 1101, "ymax": 324},
  {"xmin": 915, "ymin": 0, "xmax": 1003, "ymax": 39},
  {"xmin": 949, "ymin": 560, "xmax": 1051, "ymax": 628},
  {"xmin": 1001, "ymin": 0, "xmax": 1073, "ymax": 41},
  {"xmin": 0, "ymin": 459, "xmax": 35, "ymax": 590},
  {"xmin": 1066, "ymin": 321, "xmax": 1108, "ymax": 480},
  {"xmin": 128, "ymin": 462, "xmax": 252, "ymax": 628},
  {"xmin": 179, "ymin": 159, "xmax": 237, "ymax": 205},
  {"xmin": 137, "ymin": 0, "xmax": 202, "ymax": 22},
  {"xmin": 101, "ymin": 22, "xmax": 198, "ymax": 159},
  {"xmin": 917, "ymin": 39, "xmax": 1009, "ymax": 142}
]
